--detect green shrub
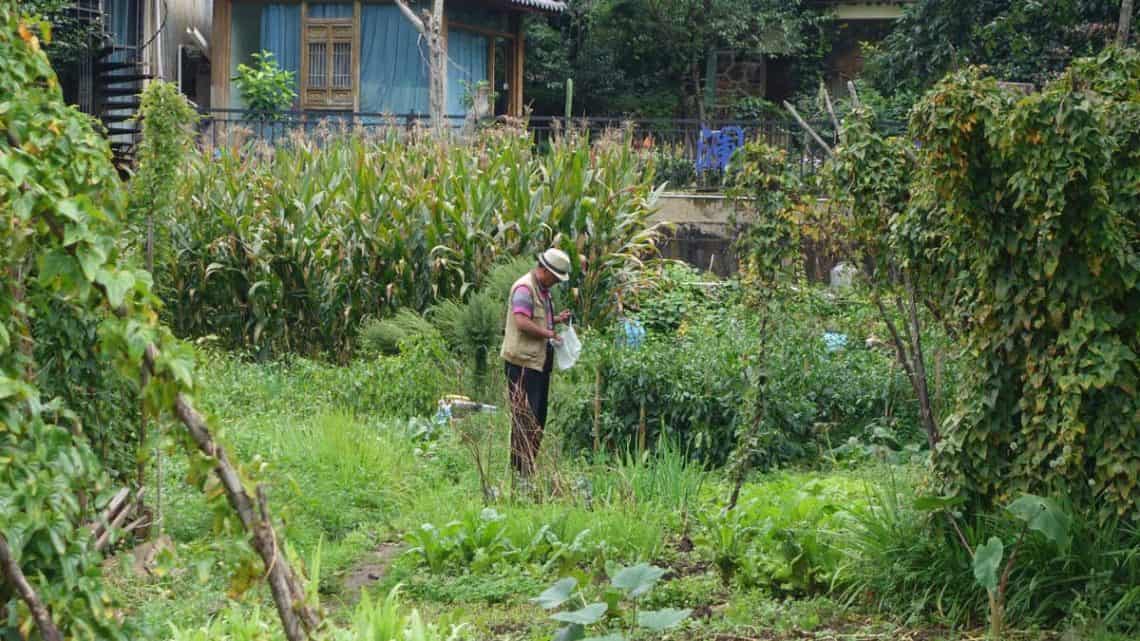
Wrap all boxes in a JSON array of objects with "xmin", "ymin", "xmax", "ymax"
[
  {"xmin": 697, "ymin": 472, "xmax": 869, "ymax": 595},
  {"xmin": 232, "ymin": 50, "xmax": 296, "ymax": 115},
  {"xmin": 553, "ymin": 287, "xmax": 927, "ymax": 467},
  {"xmin": 358, "ymin": 309, "xmax": 441, "ymax": 357}
]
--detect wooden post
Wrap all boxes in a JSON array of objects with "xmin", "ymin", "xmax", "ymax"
[
  {"xmin": 592, "ymin": 364, "xmax": 601, "ymax": 454},
  {"xmin": 637, "ymin": 399, "xmax": 647, "ymax": 454},
  {"xmin": 509, "ymin": 13, "xmax": 524, "ymax": 117},
  {"xmin": 1119, "ymin": 0, "xmax": 1134, "ymax": 46},
  {"xmin": 210, "ymin": 0, "xmax": 231, "ymax": 108},
  {"xmin": 564, "ymin": 78, "xmax": 573, "ymax": 129}
]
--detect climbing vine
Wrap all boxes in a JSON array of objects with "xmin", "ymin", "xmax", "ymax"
[
  {"xmin": 1, "ymin": 5, "xmax": 317, "ymax": 639},
  {"xmin": 910, "ymin": 49, "xmax": 1140, "ymax": 519}
]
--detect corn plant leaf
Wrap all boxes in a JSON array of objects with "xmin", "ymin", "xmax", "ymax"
[
  {"xmin": 636, "ymin": 608, "xmax": 692, "ymax": 631},
  {"xmin": 1006, "ymin": 494, "xmax": 1070, "ymax": 549},
  {"xmin": 972, "ymin": 536, "xmax": 1003, "ymax": 592},
  {"xmin": 550, "ymin": 603, "xmax": 607, "ymax": 625},
  {"xmin": 611, "ymin": 563, "xmax": 666, "ymax": 598}
]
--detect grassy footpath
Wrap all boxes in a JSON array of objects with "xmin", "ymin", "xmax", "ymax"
[{"xmin": 107, "ymin": 352, "xmax": 1078, "ymax": 641}]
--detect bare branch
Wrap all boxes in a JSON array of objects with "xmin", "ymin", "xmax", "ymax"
[
  {"xmin": 847, "ymin": 80, "xmax": 861, "ymax": 108},
  {"xmin": 0, "ymin": 534, "xmax": 64, "ymax": 641},
  {"xmin": 391, "ymin": 0, "xmax": 425, "ymax": 34},
  {"xmin": 783, "ymin": 101, "xmax": 833, "ymax": 157}
]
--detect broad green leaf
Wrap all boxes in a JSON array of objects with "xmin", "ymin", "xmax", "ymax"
[
  {"xmin": 552, "ymin": 624, "xmax": 585, "ymax": 641},
  {"xmin": 96, "ymin": 268, "xmax": 135, "ymax": 308},
  {"xmin": 611, "ymin": 563, "xmax": 666, "ymax": 598},
  {"xmin": 550, "ymin": 603, "xmax": 607, "ymax": 625},
  {"xmin": 1006, "ymin": 494, "xmax": 1070, "ymax": 549},
  {"xmin": 531, "ymin": 577, "xmax": 577, "ymax": 610},
  {"xmin": 972, "ymin": 536, "xmax": 1003, "ymax": 592},
  {"xmin": 75, "ymin": 243, "xmax": 107, "ymax": 281},
  {"xmin": 582, "ymin": 635, "xmax": 624, "ymax": 641},
  {"xmin": 636, "ymin": 608, "xmax": 692, "ymax": 631}
]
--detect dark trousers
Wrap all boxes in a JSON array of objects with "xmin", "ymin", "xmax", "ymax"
[{"xmin": 505, "ymin": 348, "xmax": 552, "ymax": 477}]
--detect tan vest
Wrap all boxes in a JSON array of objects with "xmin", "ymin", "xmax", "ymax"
[{"xmin": 501, "ymin": 271, "xmax": 549, "ymax": 370}]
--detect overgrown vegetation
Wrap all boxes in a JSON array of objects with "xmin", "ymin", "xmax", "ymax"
[
  {"xmin": 160, "ymin": 127, "xmax": 663, "ymax": 359},
  {"xmin": 5, "ymin": 3, "xmax": 1140, "ymax": 639}
]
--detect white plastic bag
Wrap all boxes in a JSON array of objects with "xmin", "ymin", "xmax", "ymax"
[{"xmin": 554, "ymin": 322, "xmax": 582, "ymax": 370}]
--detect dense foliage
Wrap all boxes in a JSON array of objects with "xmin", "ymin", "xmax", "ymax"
[
  {"xmin": 909, "ymin": 49, "xmax": 1140, "ymax": 520},
  {"xmin": 232, "ymin": 51, "xmax": 298, "ymax": 115},
  {"xmin": 159, "ymin": 128, "xmax": 663, "ymax": 359},
  {"xmin": 864, "ymin": 0, "xmax": 1126, "ymax": 98},
  {"xmin": 1, "ymin": 7, "xmax": 163, "ymax": 637},
  {"xmin": 524, "ymin": 0, "xmax": 833, "ymax": 117},
  {"xmin": 552, "ymin": 268, "xmax": 927, "ymax": 467}
]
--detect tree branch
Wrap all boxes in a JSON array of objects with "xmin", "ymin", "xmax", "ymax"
[
  {"xmin": 0, "ymin": 534, "xmax": 64, "ymax": 641},
  {"xmin": 784, "ymin": 101, "xmax": 833, "ymax": 157},
  {"xmin": 391, "ymin": 0, "xmax": 425, "ymax": 34},
  {"xmin": 903, "ymin": 270, "xmax": 939, "ymax": 447}
]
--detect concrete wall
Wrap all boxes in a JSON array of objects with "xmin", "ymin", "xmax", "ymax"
[
  {"xmin": 144, "ymin": 0, "xmax": 212, "ymax": 105},
  {"xmin": 651, "ymin": 192, "xmax": 844, "ymax": 281},
  {"xmin": 650, "ymin": 193, "xmax": 740, "ymax": 277}
]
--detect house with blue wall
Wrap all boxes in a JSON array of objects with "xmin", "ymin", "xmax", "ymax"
[{"xmin": 210, "ymin": 0, "xmax": 565, "ymax": 118}]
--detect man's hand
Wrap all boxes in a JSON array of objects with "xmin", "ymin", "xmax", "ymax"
[{"xmin": 554, "ymin": 310, "xmax": 572, "ymax": 324}]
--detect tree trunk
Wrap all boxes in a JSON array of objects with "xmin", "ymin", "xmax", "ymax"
[
  {"xmin": 1119, "ymin": 0, "xmax": 1134, "ymax": 46},
  {"xmin": 425, "ymin": 0, "xmax": 446, "ymax": 135},
  {"xmin": 393, "ymin": 0, "xmax": 447, "ymax": 135}
]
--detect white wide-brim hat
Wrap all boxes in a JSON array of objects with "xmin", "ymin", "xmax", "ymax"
[{"xmin": 538, "ymin": 248, "xmax": 571, "ymax": 282}]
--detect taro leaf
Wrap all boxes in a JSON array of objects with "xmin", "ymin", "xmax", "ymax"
[
  {"xmin": 972, "ymin": 536, "xmax": 1003, "ymax": 592},
  {"xmin": 553, "ymin": 624, "xmax": 585, "ymax": 641},
  {"xmin": 550, "ymin": 603, "xmax": 608, "ymax": 625},
  {"xmin": 532, "ymin": 577, "xmax": 577, "ymax": 610},
  {"xmin": 913, "ymin": 493, "xmax": 966, "ymax": 512},
  {"xmin": 1006, "ymin": 494, "xmax": 1070, "ymax": 549},
  {"xmin": 637, "ymin": 607, "xmax": 692, "ymax": 631},
  {"xmin": 611, "ymin": 563, "xmax": 666, "ymax": 598},
  {"xmin": 582, "ymin": 635, "xmax": 625, "ymax": 641}
]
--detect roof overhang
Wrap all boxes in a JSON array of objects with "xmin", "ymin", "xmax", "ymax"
[
  {"xmin": 501, "ymin": 0, "xmax": 567, "ymax": 14},
  {"xmin": 814, "ymin": 1, "xmax": 912, "ymax": 20}
]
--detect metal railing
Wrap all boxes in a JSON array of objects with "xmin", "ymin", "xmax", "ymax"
[
  {"xmin": 197, "ymin": 108, "xmax": 471, "ymax": 148},
  {"xmin": 195, "ymin": 109, "xmax": 902, "ymax": 184}
]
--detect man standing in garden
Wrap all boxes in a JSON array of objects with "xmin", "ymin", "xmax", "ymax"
[{"xmin": 501, "ymin": 248, "xmax": 573, "ymax": 482}]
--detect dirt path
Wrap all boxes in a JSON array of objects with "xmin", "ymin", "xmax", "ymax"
[{"xmin": 341, "ymin": 542, "xmax": 403, "ymax": 603}]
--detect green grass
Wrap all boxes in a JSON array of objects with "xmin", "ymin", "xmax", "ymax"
[{"xmin": 114, "ymin": 351, "xmax": 1130, "ymax": 641}]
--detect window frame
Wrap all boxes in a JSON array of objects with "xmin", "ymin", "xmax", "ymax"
[{"xmin": 299, "ymin": 4, "xmax": 359, "ymax": 111}]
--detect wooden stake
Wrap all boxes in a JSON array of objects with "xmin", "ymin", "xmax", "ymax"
[
  {"xmin": 637, "ymin": 399, "xmax": 647, "ymax": 454},
  {"xmin": 593, "ymin": 364, "xmax": 602, "ymax": 454},
  {"xmin": 821, "ymin": 81, "xmax": 841, "ymax": 144}
]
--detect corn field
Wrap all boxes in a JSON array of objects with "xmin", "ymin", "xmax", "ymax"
[{"xmin": 157, "ymin": 125, "xmax": 666, "ymax": 359}]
